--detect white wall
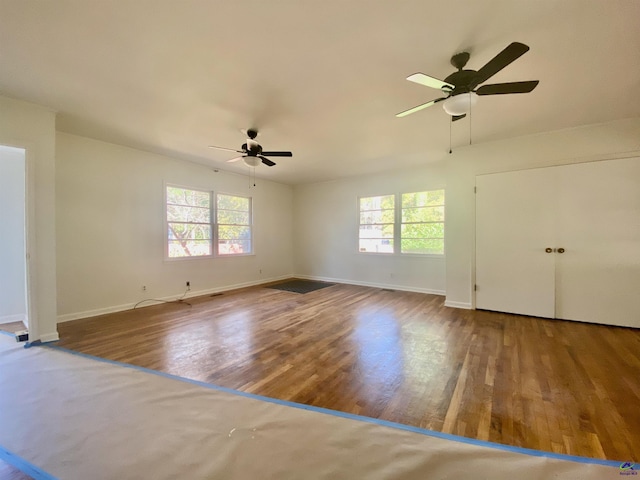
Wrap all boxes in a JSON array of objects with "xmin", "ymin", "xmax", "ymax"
[
  {"xmin": 0, "ymin": 96, "xmax": 57, "ymax": 341},
  {"xmin": 0, "ymin": 146, "xmax": 27, "ymax": 323},
  {"xmin": 56, "ymin": 133, "xmax": 294, "ymax": 320},
  {"xmin": 445, "ymin": 117, "xmax": 640, "ymax": 308},
  {"xmin": 293, "ymin": 163, "xmax": 447, "ymax": 294}
]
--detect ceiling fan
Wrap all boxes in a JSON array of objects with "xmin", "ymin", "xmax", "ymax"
[
  {"xmin": 209, "ymin": 128, "xmax": 292, "ymax": 167},
  {"xmin": 397, "ymin": 42, "xmax": 539, "ymax": 121}
]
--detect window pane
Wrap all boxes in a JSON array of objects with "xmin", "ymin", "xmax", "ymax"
[
  {"xmin": 167, "ymin": 187, "xmax": 210, "ymax": 208},
  {"xmin": 360, "ymin": 195, "xmax": 394, "ymax": 211},
  {"xmin": 217, "ymin": 210, "xmax": 250, "ymax": 225},
  {"xmin": 359, "ymin": 238, "xmax": 394, "ymax": 253},
  {"xmin": 168, "ymin": 223, "xmax": 211, "ymax": 240},
  {"xmin": 167, "ymin": 205, "xmax": 210, "ymax": 223},
  {"xmin": 401, "ymin": 238, "xmax": 444, "ymax": 255},
  {"xmin": 359, "ymin": 225, "xmax": 394, "ymax": 239},
  {"xmin": 218, "ymin": 225, "xmax": 251, "ymax": 241},
  {"xmin": 401, "ymin": 223, "xmax": 444, "ymax": 238},
  {"xmin": 359, "ymin": 209, "xmax": 395, "ymax": 225},
  {"xmin": 217, "ymin": 194, "xmax": 249, "ymax": 211},
  {"xmin": 218, "ymin": 239, "xmax": 251, "ymax": 255},
  {"xmin": 402, "ymin": 190, "xmax": 444, "ymax": 208},
  {"xmin": 168, "ymin": 240, "xmax": 211, "ymax": 257},
  {"xmin": 401, "ymin": 206, "xmax": 444, "ymax": 223}
]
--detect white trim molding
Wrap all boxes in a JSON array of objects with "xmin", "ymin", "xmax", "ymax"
[{"xmin": 444, "ymin": 300, "xmax": 473, "ymax": 309}]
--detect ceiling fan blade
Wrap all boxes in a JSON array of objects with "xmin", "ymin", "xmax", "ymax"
[
  {"xmin": 396, "ymin": 98, "xmax": 446, "ymax": 118},
  {"xmin": 260, "ymin": 151, "xmax": 292, "ymax": 157},
  {"xmin": 469, "ymin": 42, "xmax": 530, "ymax": 89},
  {"xmin": 209, "ymin": 145, "xmax": 243, "ymax": 153},
  {"xmin": 452, "ymin": 114, "xmax": 466, "ymax": 122},
  {"xmin": 407, "ymin": 73, "xmax": 454, "ymax": 91},
  {"xmin": 226, "ymin": 156, "xmax": 245, "ymax": 163},
  {"xmin": 476, "ymin": 80, "xmax": 539, "ymax": 95},
  {"xmin": 259, "ymin": 156, "xmax": 276, "ymax": 167}
]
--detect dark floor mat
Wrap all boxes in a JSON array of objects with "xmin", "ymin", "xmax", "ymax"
[{"xmin": 266, "ymin": 279, "xmax": 335, "ymax": 294}]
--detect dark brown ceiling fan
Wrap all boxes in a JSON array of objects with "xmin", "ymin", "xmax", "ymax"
[
  {"xmin": 397, "ymin": 42, "xmax": 539, "ymax": 121},
  {"xmin": 209, "ymin": 128, "xmax": 292, "ymax": 167}
]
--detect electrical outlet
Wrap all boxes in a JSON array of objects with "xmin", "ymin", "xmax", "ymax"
[
  {"xmin": 142, "ymin": 285, "xmax": 147, "ymax": 292},
  {"xmin": 186, "ymin": 281, "xmax": 191, "ymax": 291}
]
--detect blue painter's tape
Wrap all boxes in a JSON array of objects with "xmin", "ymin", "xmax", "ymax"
[
  {"xmin": 0, "ymin": 446, "xmax": 58, "ymax": 480},
  {"xmin": 0, "ymin": 330, "xmax": 14, "ymax": 337},
  {"xmin": 43, "ymin": 343, "xmax": 621, "ymax": 469}
]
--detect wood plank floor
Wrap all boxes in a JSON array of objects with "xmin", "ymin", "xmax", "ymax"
[{"xmin": 56, "ymin": 282, "xmax": 640, "ymax": 463}]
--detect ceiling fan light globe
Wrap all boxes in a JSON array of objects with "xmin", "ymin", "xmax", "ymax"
[
  {"xmin": 443, "ymin": 92, "xmax": 478, "ymax": 116},
  {"xmin": 243, "ymin": 156, "xmax": 260, "ymax": 167}
]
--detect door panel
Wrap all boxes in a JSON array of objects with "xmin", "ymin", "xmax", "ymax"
[
  {"xmin": 555, "ymin": 158, "xmax": 640, "ymax": 328},
  {"xmin": 476, "ymin": 168, "xmax": 557, "ymax": 318}
]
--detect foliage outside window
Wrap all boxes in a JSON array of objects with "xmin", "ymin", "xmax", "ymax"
[
  {"xmin": 166, "ymin": 186, "xmax": 252, "ymax": 258},
  {"xmin": 167, "ymin": 186, "xmax": 212, "ymax": 258},
  {"xmin": 401, "ymin": 190, "xmax": 445, "ymax": 255},
  {"xmin": 359, "ymin": 195, "xmax": 395, "ymax": 253},
  {"xmin": 358, "ymin": 190, "xmax": 445, "ymax": 255},
  {"xmin": 216, "ymin": 194, "xmax": 252, "ymax": 255}
]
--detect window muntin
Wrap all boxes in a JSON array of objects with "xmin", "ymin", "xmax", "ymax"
[
  {"xmin": 216, "ymin": 193, "xmax": 252, "ymax": 255},
  {"xmin": 358, "ymin": 195, "xmax": 395, "ymax": 253},
  {"xmin": 167, "ymin": 186, "xmax": 212, "ymax": 258}
]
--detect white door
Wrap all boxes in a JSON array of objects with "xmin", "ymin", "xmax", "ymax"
[
  {"xmin": 555, "ymin": 158, "xmax": 640, "ymax": 328},
  {"xmin": 476, "ymin": 158, "xmax": 640, "ymax": 328},
  {"xmin": 475, "ymin": 168, "xmax": 557, "ymax": 318}
]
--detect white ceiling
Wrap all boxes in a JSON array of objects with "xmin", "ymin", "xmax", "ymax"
[{"xmin": 1, "ymin": 0, "xmax": 639, "ymax": 185}]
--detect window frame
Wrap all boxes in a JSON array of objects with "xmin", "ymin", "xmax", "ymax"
[
  {"xmin": 357, "ymin": 189, "xmax": 445, "ymax": 257},
  {"xmin": 164, "ymin": 184, "xmax": 254, "ymax": 261}
]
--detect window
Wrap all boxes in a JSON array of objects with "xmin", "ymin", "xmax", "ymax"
[
  {"xmin": 216, "ymin": 193, "xmax": 252, "ymax": 255},
  {"xmin": 358, "ymin": 189, "xmax": 445, "ymax": 255},
  {"xmin": 165, "ymin": 186, "xmax": 252, "ymax": 258},
  {"xmin": 401, "ymin": 190, "xmax": 445, "ymax": 255},
  {"xmin": 166, "ymin": 186, "xmax": 212, "ymax": 258},
  {"xmin": 359, "ymin": 195, "xmax": 395, "ymax": 253}
]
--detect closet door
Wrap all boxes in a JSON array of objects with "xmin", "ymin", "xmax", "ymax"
[
  {"xmin": 475, "ymin": 168, "xmax": 557, "ymax": 318},
  {"xmin": 555, "ymin": 158, "xmax": 640, "ymax": 328}
]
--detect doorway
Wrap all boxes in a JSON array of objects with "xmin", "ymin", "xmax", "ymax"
[{"xmin": 0, "ymin": 145, "xmax": 29, "ymax": 334}]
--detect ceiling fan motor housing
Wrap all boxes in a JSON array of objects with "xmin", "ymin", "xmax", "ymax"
[
  {"xmin": 243, "ymin": 140, "xmax": 262, "ymax": 156},
  {"xmin": 443, "ymin": 69, "xmax": 477, "ymax": 94}
]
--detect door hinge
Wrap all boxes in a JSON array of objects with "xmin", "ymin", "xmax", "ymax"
[
  {"xmin": 474, "ymin": 284, "xmax": 477, "ymax": 291},
  {"xmin": 474, "ymin": 186, "xmax": 477, "ymax": 193}
]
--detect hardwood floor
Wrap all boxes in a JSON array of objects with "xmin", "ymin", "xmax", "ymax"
[{"xmin": 56, "ymin": 282, "xmax": 640, "ymax": 463}]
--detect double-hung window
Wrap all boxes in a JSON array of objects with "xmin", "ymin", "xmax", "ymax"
[
  {"xmin": 216, "ymin": 193, "xmax": 252, "ymax": 255},
  {"xmin": 401, "ymin": 190, "xmax": 445, "ymax": 254},
  {"xmin": 165, "ymin": 185, "xmax": 252, "ymax": 258},
  {"xmin": 358, "ymin": 189, "xmax": 445, "ymax": 255},
  {"xmin": 358, "ymin": 195, "xmax": 395, "ymax": 253}
]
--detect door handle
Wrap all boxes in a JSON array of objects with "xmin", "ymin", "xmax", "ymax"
[
  {"xmin": 557, "ymin": 248, "xmax": 565, "ymax": 254},
  {"xmin": 545, "ymin": 247, "xmax": 553, "ymax": 253}
]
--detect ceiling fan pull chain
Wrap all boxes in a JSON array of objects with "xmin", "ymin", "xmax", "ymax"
[{"xmin": 469, "ymin": 94, "xmax": 472, "ymax": 146}]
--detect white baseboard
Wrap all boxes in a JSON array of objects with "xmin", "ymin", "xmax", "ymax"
[
  {"xmin": 444, "ymin": 300, "xmax": 473, "ymax": 309},
  {"xmin": 294, "ymin": 274, "xmax": 446, "ymax": 296},
  {"xmin": 57, "ymin": 275, "xmax": 294, "ymax": 323},
  {"xmin": 0, "ymin": 313, "xmax": 27, "ymax": 325}
]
